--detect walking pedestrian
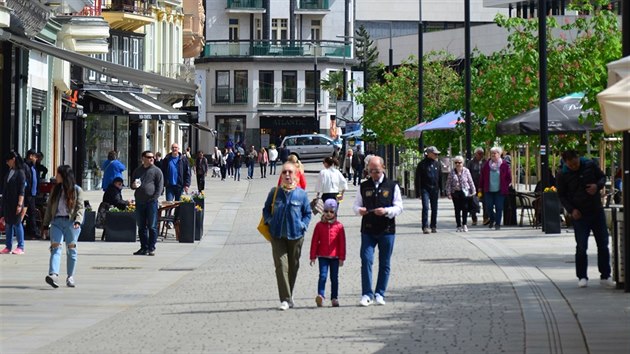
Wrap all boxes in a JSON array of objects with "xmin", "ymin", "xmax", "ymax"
[
  {"xmin": 354, "ymin": 156, "xmax": 403, "ymax": 307},
  {"xmin": 131, "ymin": 151, "xmax": 164, "ymax": 256},
  {"xmin": 226, "ymin": 148, "xmax": 235, "ymax": 177},
  {"xmin": 161, "ymin": 143, "xmax": 190, "ymax": 201},
  {"xmin": 195, "ymin": 150, "xmax": 209, "ymax": 191},
  {"xmin": 101, "ymin": 151, "xmax": 126, "ymax": 192},
  {"xmin": 445, "ymin": 156, "xmax": 476, "ymax": 232},
  {"xmin": 352, "ymin": 147, "xmax": 365, "ymax": 186},
  {"xmin": 23, "ymin": 149, "xmax": 41, "ymax": 239},
  {"xmin": 414, "ymin": 146, "xmax": 442, "ymax": 234},
  {"xmin": 268, "ymin": 144, "xmax": 279, "ymax": 175},
  {"xmin": 557, "ymin": 150, "xmax": 614, "ymax": 288},
  {"xmin": 246, "ymin": 146, "xmax": 257, "ymax": 179},
  {"xmin": 263, "ymin": 162, "xmax": 312, "ymax": 311},
  {"xmin": 314, "ymin": 156, "xmax": 347, "ymax": 203},
  {"xmin": 258, "ymin": 147, "xmax": 269, "ymax": 178},
  {"xmin": 479, "ymin": 146, "xmax": 512, "ymax": 230},
  {"xmin": 309, "ymin": 199, "xmax": 346, "ymax": 307},
  {"xmin": 220, "ymin": 148, "xmax": 229, "ymax": 180},
  {"xmin": 341, "ymin": 149, "xmax": 354, "ymax": 181},
  {"xmin": 42, "ymin": 165, "xmax": 84, "ymax": 288},
  {"xmin": 466, "ymin": 147, "xmax": 485, "ymax": 225},
  {"xmin": 1, "ymin": 151, "xmax": 27, "ymax": 254},
  {"xmin": 233, "ymin": 151, "xmax": 242, "ymax": 181}
]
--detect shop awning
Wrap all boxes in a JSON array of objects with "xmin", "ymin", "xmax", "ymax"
[
  {"xmin": 0, "ymin": 29, "xmax": 197, "ymax": 95},
  {"xmin": 87, "ymin": 91, "xmax": 187, "ymax": 121}
]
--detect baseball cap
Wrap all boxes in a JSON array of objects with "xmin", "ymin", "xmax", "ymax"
[
  {"xmin": 323, "ymin": 199, "xmax": 338, "ymax": 211},
  {"xmin": 113, "ymin": 177, "xmax": 124, "ymax": 185},
  {"xmin": 426, "ymin": 146, "xmax": 440, "ymax": 154}
]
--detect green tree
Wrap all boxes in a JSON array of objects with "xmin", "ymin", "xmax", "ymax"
[
  {"xmin": 354, "ymin": 24, "xmax": 381, "ymax": 86},
  {"xmin": 320, "ymin": 71, "xmax": 344, "ymax": 100},
  {"xmin": 356, "ymin": 52, "xmax": 463, "ymax": 149}
]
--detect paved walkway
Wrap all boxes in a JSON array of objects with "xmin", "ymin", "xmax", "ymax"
[{"xmin": 1, "ymin": 163, "xmax": 628, "ymax": 354}]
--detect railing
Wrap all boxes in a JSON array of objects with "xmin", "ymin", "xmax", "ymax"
[
  {"xmin": 202, "ymin": 40, "xmax": 350, "ymax": 59},
  {"xmin": 298, "ymin": 0, "xmax": 329, "ymax": 10},
  {"xmin": 212, "ymin": 88, "xmax": 249, "ymax": 105},
  {"xmin": 227, "ymin": 0, "xmax": 264, "ymax": 9},
  {"xmin": 254, "ymin": 88, "xmax": 323, "ymax": 106},
  {"xmin": 101, "ymin": 0, "xmax": 152, "ymax": 16}
]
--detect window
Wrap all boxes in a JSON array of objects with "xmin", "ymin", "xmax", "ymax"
[
  {"xmin": 272, "ymin": 18, "xmax": 288, "ymax": 44},
  {"xmin": 311, "ymin": 19, "xmax": 321, "ymax": 41},
  {"xmin": 122, "ymin": 37, "xmax": 129, "ymax": 67},
  {"xmin": 132, "ymin": 38, "xmax": 139, "ymax": 70},
  {"xmin": 255, "ymin": 18, "xmax": 262, "ymax": 40},
  {"xmin": 216, "ymin": 71, "xmax": 230, "ymax": 104},
  {"xmin": 259, "ymin": 71, "xmax": 274, "ymax": 103},
  {"xmin": 229, "ymin": 18, "xmax": 239, "ymax": 42},
  {"xmin": 111, "ymin": 36, "xmax": 119, "ymax": 83},
  {"xmin": 305, "ymin": 70, "xmax": 320, "ymax": 103},
  {"xmin": 234, "ymin": 71, "xmax": 248, "ymax": 104},
  {"xmin": 282, "ymin": 71, "xmax": 297, "ymax": 102}
]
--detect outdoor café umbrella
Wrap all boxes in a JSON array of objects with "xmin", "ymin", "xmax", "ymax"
[
  {"xmin": 496, "ymin": 93, "xmax": 602, "ymax": 135},
  {"xmin": 404, "ymin": 111, "xmax": 465, "ymax": 138},
  {"xmin": 598, "ymin": 56, "xmax": 630, "ymax": 134}
]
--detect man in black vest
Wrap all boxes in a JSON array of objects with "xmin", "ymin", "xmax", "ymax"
[{"xmin": 353, "ymin": 156, "xmax": 404, "ymax": 307}]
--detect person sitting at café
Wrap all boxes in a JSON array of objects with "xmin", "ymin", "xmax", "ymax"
[{"xmin": 103, "ymin": 177, "xmax": 129, "ymax": 210}]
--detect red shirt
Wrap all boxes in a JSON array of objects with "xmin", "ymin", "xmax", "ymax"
[
  {"xmin": 277, "ymin": 170, "xmax": 307, "ymax": 190},
  {"xmin": 310, "ymin": 220, "xmax": 346, "ymax": 261}
]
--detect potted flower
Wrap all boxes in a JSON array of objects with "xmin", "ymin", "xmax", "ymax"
[
  {"xmin": 191, "ymin": 191, "xmax": 205, "ymax": 209},
  {"xmin": 177, "ymin": 195, "xmax": 195, "ymax": 243},
  {"xmin": 104, "ymin": 205, "xmax": 137, "ymax": 242},
  {"xmin": 542, "ymin": 186, "xmax": 561, "ymax": 234}
]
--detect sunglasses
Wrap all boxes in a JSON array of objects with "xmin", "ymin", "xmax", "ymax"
[
  {"xmin": 144, "ymin": 155, "xmax": 155, "ymax": 159},
  {"xmin": 454, "ymin": 162, "xmax": 462, "ymax": 164},
  {"xmin": 323, "ymin": 210, "xmax": 336, "ymax": 214}
]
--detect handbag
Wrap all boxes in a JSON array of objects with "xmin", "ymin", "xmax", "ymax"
[
  {"xmin": 257, "ymin": 187, "xmax": 279, "ymax": 242},
  {"xmin": 310, "ymin": 197, "xmax": 324, "ymax": 215}
]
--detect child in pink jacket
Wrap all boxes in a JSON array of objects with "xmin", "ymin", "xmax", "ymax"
[{"xmin": 310, "ymin": 199, "xmax": 346, "ymax": 307}]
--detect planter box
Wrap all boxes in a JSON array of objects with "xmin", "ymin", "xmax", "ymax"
[
  {"xmin": 194, "ymin": 209, "xmax": 204, "ymax": 241},
  {"xmin": 542, "ymin": 192, "xmax": 561, "ymax": 234},
  {"xmin": 178, "ymin": 203, "xmax": 195, "ymax": 243},
  {"xmin": 104, "ymin": 211, "xmax": 137, "ymax": 242},
  {"xmin": 79, "ymin": 210, "xmax": 96, "ymax": 242},
  {"xmin": 194, "ymin": 198, "xmax": 204, "ymax": 209}
]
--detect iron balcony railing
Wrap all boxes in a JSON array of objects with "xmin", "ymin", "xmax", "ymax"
[
  {"xmin": 202, "ymin": 40, "xmax": 350, "ymax": 59},
  {"xmin": 298, "ymin": 0, "xmax": 329, "ymax": 10},
  {"xmin": 226, "ymin": 0, "xmax": 264, "ymax": 9},
  {"xmin": 255, "ymin": 88, "xmax": 324, "ymax": 106},
  {"xmin": 212, "ymin": 88, "xmax": 250, "ymax": 105},
  {"xmin": 102, "ymin": 0, "xmax": 152, "ymax": 16}
]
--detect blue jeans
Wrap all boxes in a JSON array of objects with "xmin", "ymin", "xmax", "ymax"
[
  {"xmin": 317, "ymin": 257, "xmax": 340, "ymax": 299},
  {"xmin": 166, "ymin": 185, "xmax": 183, "ymax": 202},
  {"xmin": 360, "ymin": 233, "xmax": 395, "ymax": 298},
  {"xmin": 484, "ymin": 192, "xmax": 505, "ymax": 225},
  {"xmin": 5, "ymin": 221, "xmax": 25, "ymax": 250},
  {"xmin": 135, "ymin": 200, "xmax": 159, "ymax": 251},
  {"xmin": 269, "ymin": 160, "xmax": 277, "ymax": 175},
  {"xmin": 573, "ymin": 208, "xmax": 611, "ymax": 280},
  {"xmin": 247, "ymin": 163, "xmax": 254, "ymax": 178},
  {"xmin": 234, "ymin": 166, "xmax": 241, "ymax": 181},
  {"xmin": 49, "ymin": 217, "xmax": 80, "ymax": 276},
  {"xmin": 421, "ymin": 188, "xmax": 439, "ymax": 229}
]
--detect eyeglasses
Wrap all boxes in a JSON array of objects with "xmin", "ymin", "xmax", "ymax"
[{"xmin": 323, "ymin": 210, "xmax": 335, "ymax": 214}]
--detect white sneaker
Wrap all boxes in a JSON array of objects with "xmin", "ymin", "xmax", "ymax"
[
  {"xmin": 66, "ymin": 276, "xmax": 76, "ymax": 288},
  {"xmin": 600, "ymin": 277, "xmax": 615, "ymax": 288},
  {"xmin": 578, "ymin": 278, "xmax": 588, "ymax": 288},
  {"xmin": 359, "ymin": 295, "xmax": 372, "ymax": 307},
  {"xmin": 463, "ymin": 225, "xmax": 468, "ymax": 232},
  {"xmin": 456, "ymin": 227, "xmax": 462, "ymax": 232},
  {"xmin": 375, "ymin": 294, "xmax": 386, "ymax": 306},
  {"xmin": 278, "ymin": 301, "xmax": 290, "ymax": 311}
]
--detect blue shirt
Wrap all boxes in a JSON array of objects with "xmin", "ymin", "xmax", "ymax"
[
  {"xmin": 30, "ymin": 165, "xmax": 37, "ymax": 196},
  {"xmin": 489, "ymin": 169, "xmax": 500, "ymax": 192},
  {"xmin": 168, "ymin": 156, "xmax": 179, "ymax": 186}
]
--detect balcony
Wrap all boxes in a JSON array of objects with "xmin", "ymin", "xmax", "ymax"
[
  {"xmin": 212, "ymin": 88, "xmax": 249, "ymax": 105},
  {"xmin": 101, "ymin": 0, "xmax": 155, "ymax": 31},
  {"xmin": 295, "ymin": 0, "xmax": 330, "ymax": 14},
  {"xmin": 226, "ymin": 0, "xmax": 265, "ymax": 14},
  {"xmin": 255, "ymin": 88, "xmax": 324, "ymax": 106},
  {"xmin": 202, "ymin": 40, "xmax": 350, "ymax": 59}
]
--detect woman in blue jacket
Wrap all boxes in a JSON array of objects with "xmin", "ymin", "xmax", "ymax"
[
  {"xmin": 101, "ymin": 151, "xmax": 126, "ymax": 191},
  {"xmin": 262, "ymin": 162, "xmax": 312, "ymax": 311}
]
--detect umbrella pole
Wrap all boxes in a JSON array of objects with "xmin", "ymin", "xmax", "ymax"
[{"xmin": 526, "ymin": 143, "xmax": 531, "ymax": 191}]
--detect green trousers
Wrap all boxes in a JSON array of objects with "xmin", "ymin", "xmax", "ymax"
[{"xmin": 271, "ymin": 237, "xmax": 305, "ymax": 302}]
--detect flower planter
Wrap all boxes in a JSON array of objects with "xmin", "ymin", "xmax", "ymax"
[
  {"xmin": 194, "ymin": 209, "xmax": 204, "ymax": 241},
  {"xmin": 104, "ymin": 211, "xmax": 137, "ymax": 242},
  {"xmin": 542, "ymin": 192, "xmax": 561, "ymax": 234},
  {"xmin": 194, "ymin": 198, "xmax": 204, "ymax": 209},
  {"xmin": 79, "ymin": 210, "xmax": 96, "ymax": 242},
  {"xmin": 178, "ymin": 203, "xmax": 195, "ymax": 243}
]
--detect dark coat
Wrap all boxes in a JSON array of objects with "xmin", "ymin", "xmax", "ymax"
[
  {"xmin": 415, "ymin": 157, "xmax": 442, "ymax": 195},
  {"xmin": 102, "ymin": 184, "xmax": 129, "ymax": 210},
  {"xmin": 557, "ymin": 157, "xmax": 606, "ymax": 214},
  {"xmin": 1, "ymin": 169, "xmax": 26, "ymax": 224}
]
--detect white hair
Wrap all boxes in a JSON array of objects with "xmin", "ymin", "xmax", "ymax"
[
  {"xmin": 474, "ymin": 147, "xmax": 484, "ymax": 154},
  {"xmin": 490, "ymin": 146, "xmax": 503, "ymax": 155},
  {"xmin": 453, "ymin": 155, "xmax": 464, "ymax": 164}
]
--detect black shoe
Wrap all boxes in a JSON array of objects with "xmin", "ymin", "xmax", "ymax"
[
  {"xmin": 147, "ymin": 249, "xmax": 155, "ymax": 256},
  {"xmin": 133, "ymin": 248, "xmax": 148, "ymax": 256},
  {"xmin": 488, "ymin": 222, "xmax": 495, "ymax": 229}
]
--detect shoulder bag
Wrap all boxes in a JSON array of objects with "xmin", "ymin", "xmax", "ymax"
[{"xmin": 257, "ymin": 187, "xmax": 279, "ymax": 242}]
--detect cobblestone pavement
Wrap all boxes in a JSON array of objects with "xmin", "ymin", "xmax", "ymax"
[{"xmin": 1, "ymin": 162, "xmax": 628, "ymax": 354}]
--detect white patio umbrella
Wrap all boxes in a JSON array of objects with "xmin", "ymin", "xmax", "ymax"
[{"xmin": 597, "ymin": 56, "xmax": 630, "ymax": 133}]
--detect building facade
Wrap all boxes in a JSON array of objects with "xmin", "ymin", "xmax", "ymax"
[{"xmin": 195, "ymin": 0, "xmax": 354, "ymax": 150}]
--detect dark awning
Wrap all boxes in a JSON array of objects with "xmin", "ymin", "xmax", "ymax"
[
  {"xmin": 0, "ymin": 28, "xmax": 197, "ymax": 95},
  {"xmin": 87, "ymin": 91, "xmax": 187, "ymax": 121}
]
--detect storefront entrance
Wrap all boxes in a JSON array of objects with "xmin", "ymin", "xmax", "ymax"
[{"xmin": 260, "ymin": 116, "xmax": 318, "ymax": 147}]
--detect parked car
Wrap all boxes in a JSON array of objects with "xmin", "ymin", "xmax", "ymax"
[{"xmin": 280, "ymin": 134, "xmax": 341, "ymax": 160}]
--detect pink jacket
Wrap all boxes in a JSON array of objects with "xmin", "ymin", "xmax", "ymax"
[
  {"xmin": 257, "ymin": 151, "xmax": 269, "ymax": 164},
  {"xmin": 310, "ymin": 220, "xmax": 346, "ymax": 261}
]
